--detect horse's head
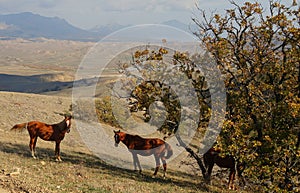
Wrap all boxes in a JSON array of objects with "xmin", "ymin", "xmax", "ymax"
[
  {"xmin": 64, "ymin": 115, "xmax": 72, "ymax": 133},
  {"xmin": 114, "ymin": 130, "xmax": 125, "ymax": 147}
]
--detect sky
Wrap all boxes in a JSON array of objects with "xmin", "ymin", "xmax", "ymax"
[{"xmin": 0, "ymin": 0, "xmax": 290, "ymax": 30}]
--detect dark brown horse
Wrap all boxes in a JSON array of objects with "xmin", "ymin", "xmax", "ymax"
[
  {"xmin": 114, "ymin": 130, "xmax": 173, "ymax": 178},
  {"xmin": 203, "ymin": 147, "xmax": 245, "ymax": 190},
  {"xmin": 11, "ymin": 115, "xmax": 72, "ymax": 161}
]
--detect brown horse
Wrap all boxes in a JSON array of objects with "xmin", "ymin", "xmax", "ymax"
[
  {"xmin": 113, "ymin": 130, "xmax": 173, "ymax": 178},
  {"xmin": 11, "ymin": 115, "xmax": 72, "ymax": 161},
  {"xmin": 203, "ymin": 147, "xmax": 245, "ymax": 190}
]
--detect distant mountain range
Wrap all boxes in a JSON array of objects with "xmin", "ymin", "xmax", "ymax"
[
  {"xmin": 90, "ymin": 19, "xmax": 194, "ymax": 34},
  {"xmin": 0, "ymin": 12, "xmax": 194, "ymax": 41},
  {"xmin": 0, "ymin": 12, "xmax": 98, "ymax": 41},
  {"xmin": 89, "ymin": 23, "xmax": 130, "ymax": 35}
]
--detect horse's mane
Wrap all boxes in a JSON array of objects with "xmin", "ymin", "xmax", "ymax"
[{"xmin": 125, "ymin": 133, "xmax": 145, "ymax": 141}]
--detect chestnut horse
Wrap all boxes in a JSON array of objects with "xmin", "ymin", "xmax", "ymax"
[
  {"xmin": 114, "ymin": 130, "xmax": 173, "ymax": 178},
  {"xmin": 203, "ymin": 147, "xmax": 245, "ymax": 190},
  {"xmin": 11, "ymin": 115, "xmax": 72, "ymax": 161}
]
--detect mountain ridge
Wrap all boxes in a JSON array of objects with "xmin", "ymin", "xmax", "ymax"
[
  {"xmin": 0, "ymin": 12, "xmax": 193, "ymax": 41},
  {"xmin": 0, "ymin": 12, "xmax": 98, "ymax": 41}
]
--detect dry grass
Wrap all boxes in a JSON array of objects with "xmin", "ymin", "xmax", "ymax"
[
  {"xmin": 0, "ymin": 92, "xmax": 251, "ymax": 193},
  {"xmin": 0, "ymin": 112, "xmax": 206, "ymax": 193}
]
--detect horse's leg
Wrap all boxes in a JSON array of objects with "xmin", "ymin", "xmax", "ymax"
[
  {"xmin": 205, "ymin": 162, "xmax": 214, "ymax": 183},
  {"xmin": 161, "ymin": 156, "xmax": 167, "ymax": 179},
  {"xmin": 228, "ymin": 168, "xmax": 236, "ymax": 190},
  {"xmin": 55, "ymin": 141, "xmax": 62, "ymax": 161},
  {"xmin": 132, "ymin": 153, "xmax": 142, "ymax": 173},
  {"xmin": 132, "ymin": 153, "xmax": 137, "ymax": 171},
  {"xmin": 29, "ymin": 137, "xmax": 37, "ymax": 159},
  {"xmin": 203, "ymin": 153, "xmax": 214, "ymax": 183},
  {"xmin": 237, "ymin": 162, "xmax": 246, "ymax": 188},
  {"xmin": 32, "ymin": 137, "xmax": 38, "ymax": 158},
  {"xmin": 152, "ymin": 154, "xmax": 160, "ymax": 178}
]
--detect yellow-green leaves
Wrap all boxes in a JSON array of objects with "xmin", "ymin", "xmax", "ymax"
[{"xmin": 194, "ymin": 0, "xmax": 299, "ymax": 191}]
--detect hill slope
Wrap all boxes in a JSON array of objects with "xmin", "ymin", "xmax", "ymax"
[{"xmin": 0, "ymin": 91, "xmax": 249, "ymax": 192}]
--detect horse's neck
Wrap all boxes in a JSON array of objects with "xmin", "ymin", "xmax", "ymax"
[
  {"xmin": 56, "ymin": 120, "xmax": 67, "ymax": 131},
  {"xmin": 121, "ymin": 134, "xmax": 130, "ymax": 147},
  {"xmin": 122, "ymin": 134, "xmax": 139, "ymax": 147}
]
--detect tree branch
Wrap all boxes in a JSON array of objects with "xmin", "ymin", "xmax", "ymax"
[{"xmin": 175, "ymin": 133, "xmax": 206, "ymax": 177}]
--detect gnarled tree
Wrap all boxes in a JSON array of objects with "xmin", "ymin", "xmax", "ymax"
[{"xmin": 193, "ymin": 0, "xmax": 299, "ymax": 191}]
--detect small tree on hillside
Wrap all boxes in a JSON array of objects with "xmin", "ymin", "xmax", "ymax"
[{"xmin": 116, "ymin": 46, "xmax": 209, "ymax": 134}]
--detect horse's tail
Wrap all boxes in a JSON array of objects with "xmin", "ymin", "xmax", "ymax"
[
  {"xmin": 165, "ymin": 143, "xmax": 173, "ymax": 159},
  {"xmin": 11, "ymin": 123, "xmax": 28, "ymax": 132}
]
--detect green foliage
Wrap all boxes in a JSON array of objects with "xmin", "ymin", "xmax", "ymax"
[
  {"xmin": 72, "ymin": 97, "xmax": 120, "ymax": 128},
  {"xmin": 95, "ymin": 96, "xmax": 121, "ymax": 128},
  {"xmin": 117, "ymin": 45, "xmax": 213, "ymax": 136},
  {"xmin": 119, "ymin": 47, "xmax": 184, "ymax": 134},
  {"xmin": 193, "ymin": 0, "xmax": 300, "ymax": 191}
]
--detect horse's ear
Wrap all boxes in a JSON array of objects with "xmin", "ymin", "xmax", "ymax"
[
  {"xmin": 64, "ymin": 113, "xmax": 72, "ymax": 119},
  {"xmin": 114, "ymin": 130, "xmax": 121, "ymax": 133},
  {"xmin": 67, "ymin": 115, "xmax": 73, "ymax": 119}
]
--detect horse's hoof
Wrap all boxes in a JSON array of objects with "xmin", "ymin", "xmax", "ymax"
[
  {"xmin": 163, "ymin": 172, "xmax": 167, "ymax": 179},
  {"xmin": 228, "ymin": 186, "xmax": 235, "ymax": 190},
  {"xmin": 152, "ymin": 175, "xmax": 156, "ymax": 179},
  {"xmin": 55, "ymin": 158, "xmax": 62, "ymax": 162}
]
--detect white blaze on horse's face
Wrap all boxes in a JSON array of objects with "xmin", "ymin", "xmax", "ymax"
[
  {"xmin": 65, "ymin": 116, "xmax": 72, "ymax": 133},
  {"xmin": 114, "ymin": 130, "xmax": 122, "ymax": 147},
  {"xmin": 114, "ymin": 134, "xmax": 120, "ymax": 147},
  {"xmin": 66, "ymin": 120, "xmax": 71, "ymax": 128}
]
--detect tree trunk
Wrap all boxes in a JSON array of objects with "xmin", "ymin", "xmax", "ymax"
[{"xmin": 175, "ymin": 134, "xmax": 206, "ymax": 177}]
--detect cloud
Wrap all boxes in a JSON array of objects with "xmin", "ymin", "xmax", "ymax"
[
  {"xmin": 102, "ymin": 0, "xmax": 196, "ymax": 12},
  {"xmin": 38, "ymin": 0, "xmax": 60, "ymax": 9},
  {"xmin": 0, "ymin": 0, "xmax": 61, "ymax": 12}
]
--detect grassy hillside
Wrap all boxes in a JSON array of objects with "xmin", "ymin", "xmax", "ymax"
[{"xmin": 0, "ymin": 92, "xmax": 248, "ymax": 192}]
